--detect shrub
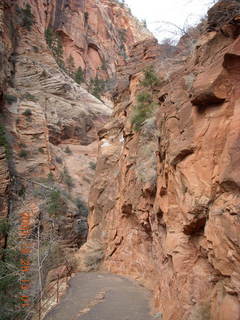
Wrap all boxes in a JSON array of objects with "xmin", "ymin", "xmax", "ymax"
[
  {"xmin": 84, "ymin": 12, "xmax": 89, "ymax": 24},
  {"xmin": 19, "ymin": 4, "xmax": 35, "ymax": 31},
  {"xmin": 64, "ymin": 146, "xmax": 72, "ymax": 154},
  {"xmin": 131, "ymin": 67, "xmax": 160, "ymax": 132},
  {"xmin": 22, "ymin": 92, "xmax": 38, "ymax": 102},
  {"xmin": 55, "ymin": 156, "xmax": 63, "ymax": 164},
  {"xmin": 75, "ymin": 67, "xmax": 84, "ymax": 84},
  {"xmin": 62, "ymin": 168, "xmax": 74, "ymax": 188},
  {"xmin": 140, "ymin": 65, "xmax": 160, "ymax": 89},
  {"xmin": 4, "ymin": 94, "xmax": 17, "ymax": 104},
  {"xmin": 48, "ymin": 172, "xmax": 54, "ymax": 182},
  {"xmin": 101, "ymin": 60, "xmax": 108, "ymax": 71},
  {"xmin": 45, "ymin": 27, "xmax": 64, "ymax": 69},
  {"xmin": 89, "ymin": 78, "xmax": 106, "ymax": 99},
  {"xmin": 75, "ymin": 198, "xmax": 89, "ymax": 216},
  {"xmin": 0, "ymin": 247, "xmax": 25, "ymax": 319},
  {"xmin": 131, "ymin": 92, "xmax": 156, "ymax": 132},
  {"xmin": 89, "ymin": 161, "xmax": 97, "ymax": 170},
  {"xmin": 119, "ymin": 28, "xmax": 127, "ymax": 43},
  {"xmin": 67, "ymin": 55, "xmax": 75, "ymax": 73},
  {"xmin": 47, "ymin": 190, "xmax": 67, "ymax": 216},
  {"xmin": 38, "ymin": 147, "xmax": 44, "ymax": 153},
  {"xmin": 45, "ymin": 27, "xmax": 53, "ymax": 48},
  {"xmin": 19, "ymin": 149, "xmax": 28, "ymax": 158},
  {"xmin": 142, "ymin": 19, "xmax": 147, "ymax": 28},
  {"xmin": 0, "ymin": 219, "xmax": 10, "ymax": 237},
  {"xmin": 22, "ymin": 109, "xmax": 32, "ymax": 117},
  {"xmin": 0, "ymin": 124, "xmax": 9, "ymax": 156}
]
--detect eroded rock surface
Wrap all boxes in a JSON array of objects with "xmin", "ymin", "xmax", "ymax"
[{"xmin": 77, "ymin": 8, "xmax": 240, "ymax": 320}]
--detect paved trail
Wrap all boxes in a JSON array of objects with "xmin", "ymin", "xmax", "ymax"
[{"xmin": 44, "ymin": 272, "xmax": 156, "ymax": 320}]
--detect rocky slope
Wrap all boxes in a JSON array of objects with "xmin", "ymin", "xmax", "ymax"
[{"xmin": 76, "ymin": 1, "xmax": 240, "ymax": 319}]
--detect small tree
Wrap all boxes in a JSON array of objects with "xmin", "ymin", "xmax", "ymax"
[
  {"xmin": 131, "ymin": 66, "xmax": 160, "ymax": 132},
  {"xmin": 20, "ymin": 4, "xmax": 35, "ymax": 31},
  {"xmin": 131, "ymin": 92, "xmax": 155, "ymax": 132},
  {"xmin": 47, "ymin": 190, "xmax": 67, "ymax": 216},
  {"xmin": 75, "ymin": 67, "xmax": 84, "ymax": 84},
  {"xmin": 90, "ymin": 78, "xmax": 106, "ymax": 99},
  {"xmin": 45, "ymin": 27, "xmax": 64, "ymax": 69},
  {"xmin": 140, "ymin": 66, "xmax": 160, "ymax": 90}
]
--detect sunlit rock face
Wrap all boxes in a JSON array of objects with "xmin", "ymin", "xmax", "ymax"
[{"xmin": 77, "ymin": 7, "xmax": 240, "ymax": 320}]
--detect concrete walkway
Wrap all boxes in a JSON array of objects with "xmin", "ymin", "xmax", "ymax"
[{"xmin": 44, "ymin": 272, "xmax": 156, "ymax": 320}]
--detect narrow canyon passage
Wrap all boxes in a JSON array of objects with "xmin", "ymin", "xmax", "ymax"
[{"xmin": 44, "ymin": 272, "xmax": 156, "ymax": 320}]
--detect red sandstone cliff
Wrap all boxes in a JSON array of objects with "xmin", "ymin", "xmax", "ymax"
[
  {"xmin": 0, "ymin": 0, "xmax": 152, "ymax": 316},
  {"xmin": 76, "ymin": 1, "xmax": 240, "ymax": 319}
]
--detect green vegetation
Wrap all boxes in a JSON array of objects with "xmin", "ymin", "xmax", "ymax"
[
  {"xmin": 131, "ymin": 92, "xmax": 155, "ymax": 132},
  {"xmin": 47, "ymin": 172, "xmax": 54, "ymax": 182},
  {"xmin": 66, "ymin": 56, "xmax": 85, "ymax": 85},
  {"xmin": 75, "ymin": 67, "xmax": 84, "ymax": 84},
  {"xmin": 89, "ymin": 78, "xmax": 106, "ymax": 99},
  {"xmin": 142, "ymin": 19, "xmax": 147, "ymax": 28},
  {"xmin": 19, "ymin": 149, "xmax": 28, "ymax": 158},
  {"xmin": 66, "ymin": 55, "xmax": 75, "ymax": 76},
  {"xmin": 38, "ymin": 147, "xmax": 44, "ymax": 154},
  {"xmin": 101, "ymin": 60, "xmax": 108, "ymax": 72},
  {"xmin": 64, "ymin": 146, "xmax": 72, "ymax": 154},
  {"xmin": 55, "ymin": 156, "xmax": 63, "ymax": 164},
  {"xmin": 22, "ymin": 92, "xmax": 38, "ymax": 102},
  {"xmin": 84, "ymin": 12, "xmax": 89, "ymax": 24},
  {"xmin": 17, "ymin": 3, "xmax": 35, "ymax": 31},
  {"xmin": 45, "ymin": 27, "xmax": 54, "ymax": 48},
  {"xmin": 119, "ymin": 29, "xmax": 127, "ymax": 43},
  {"xmin": 0, "ymin": 247, "xmax": 25, "ymax": 320},
  {"xmin": 131, "ymin": 66, "xmax": 160, "ymax": 132},
  {"xmin": 62, "ymin": 168, "xmax": 74, "ymax": 189},
  {"xmin": 22, "ymin": 109, "xmax": 32, "ymax": 117},
  {"xmin": 140, "ymin": 65, "xmax": 160, "ymax": 89},
  {"xmin": 47, "ymin": 190, "xmax": 67, "ymax": 216},
  {"xmin": 75, "ymin": 198, "xmax": 89, "ymax": 217},
  {"xmin": 4, "ymin": 94, "xmax": 17, "ymax": 105},
  {"xmin": 89, "ymin": 161, "xmax": 96, "ymax": 170},
  {"xmin": 0, "ymin": 219, "xmax": 10, "ymax": 237},
  {"xmin": 45, "ymin": 27, "xmax": 64, "ymax": 69},
  {"xmin": 0, "ymin": 124, "xmax": 10, "ymax": 156}
]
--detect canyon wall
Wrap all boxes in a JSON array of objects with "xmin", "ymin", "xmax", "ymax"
[
  {"xmin": 77, "ymin": 2, "xmax": 240, "ymax": 319},
  {"xmin": 0, "ymin": 0, "xmax": 152, "ymax": 315},
  {"xmin": 0, "ymin": 0, "xmax": 150, "ymax": 250}
]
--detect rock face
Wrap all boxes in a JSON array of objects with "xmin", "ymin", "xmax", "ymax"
[
  {"xmin": 16, "ymin": 0, "xmax": 152, "ymax": 88},
  {"xmin": 0, "ymin": 0, "xmax": 151, "ymax": 249},
  {"xmin": 0, "ymin": 0, "xmax": 153, "ymax": 310},
  {"xmin": 77, "ymin": 6, "xmax": 240, "ymax": 320}
]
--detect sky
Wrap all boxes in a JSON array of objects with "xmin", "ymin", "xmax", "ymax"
[{"xmin": 124, "ymin": 0, "xmax": 215, "ymax": 42}]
